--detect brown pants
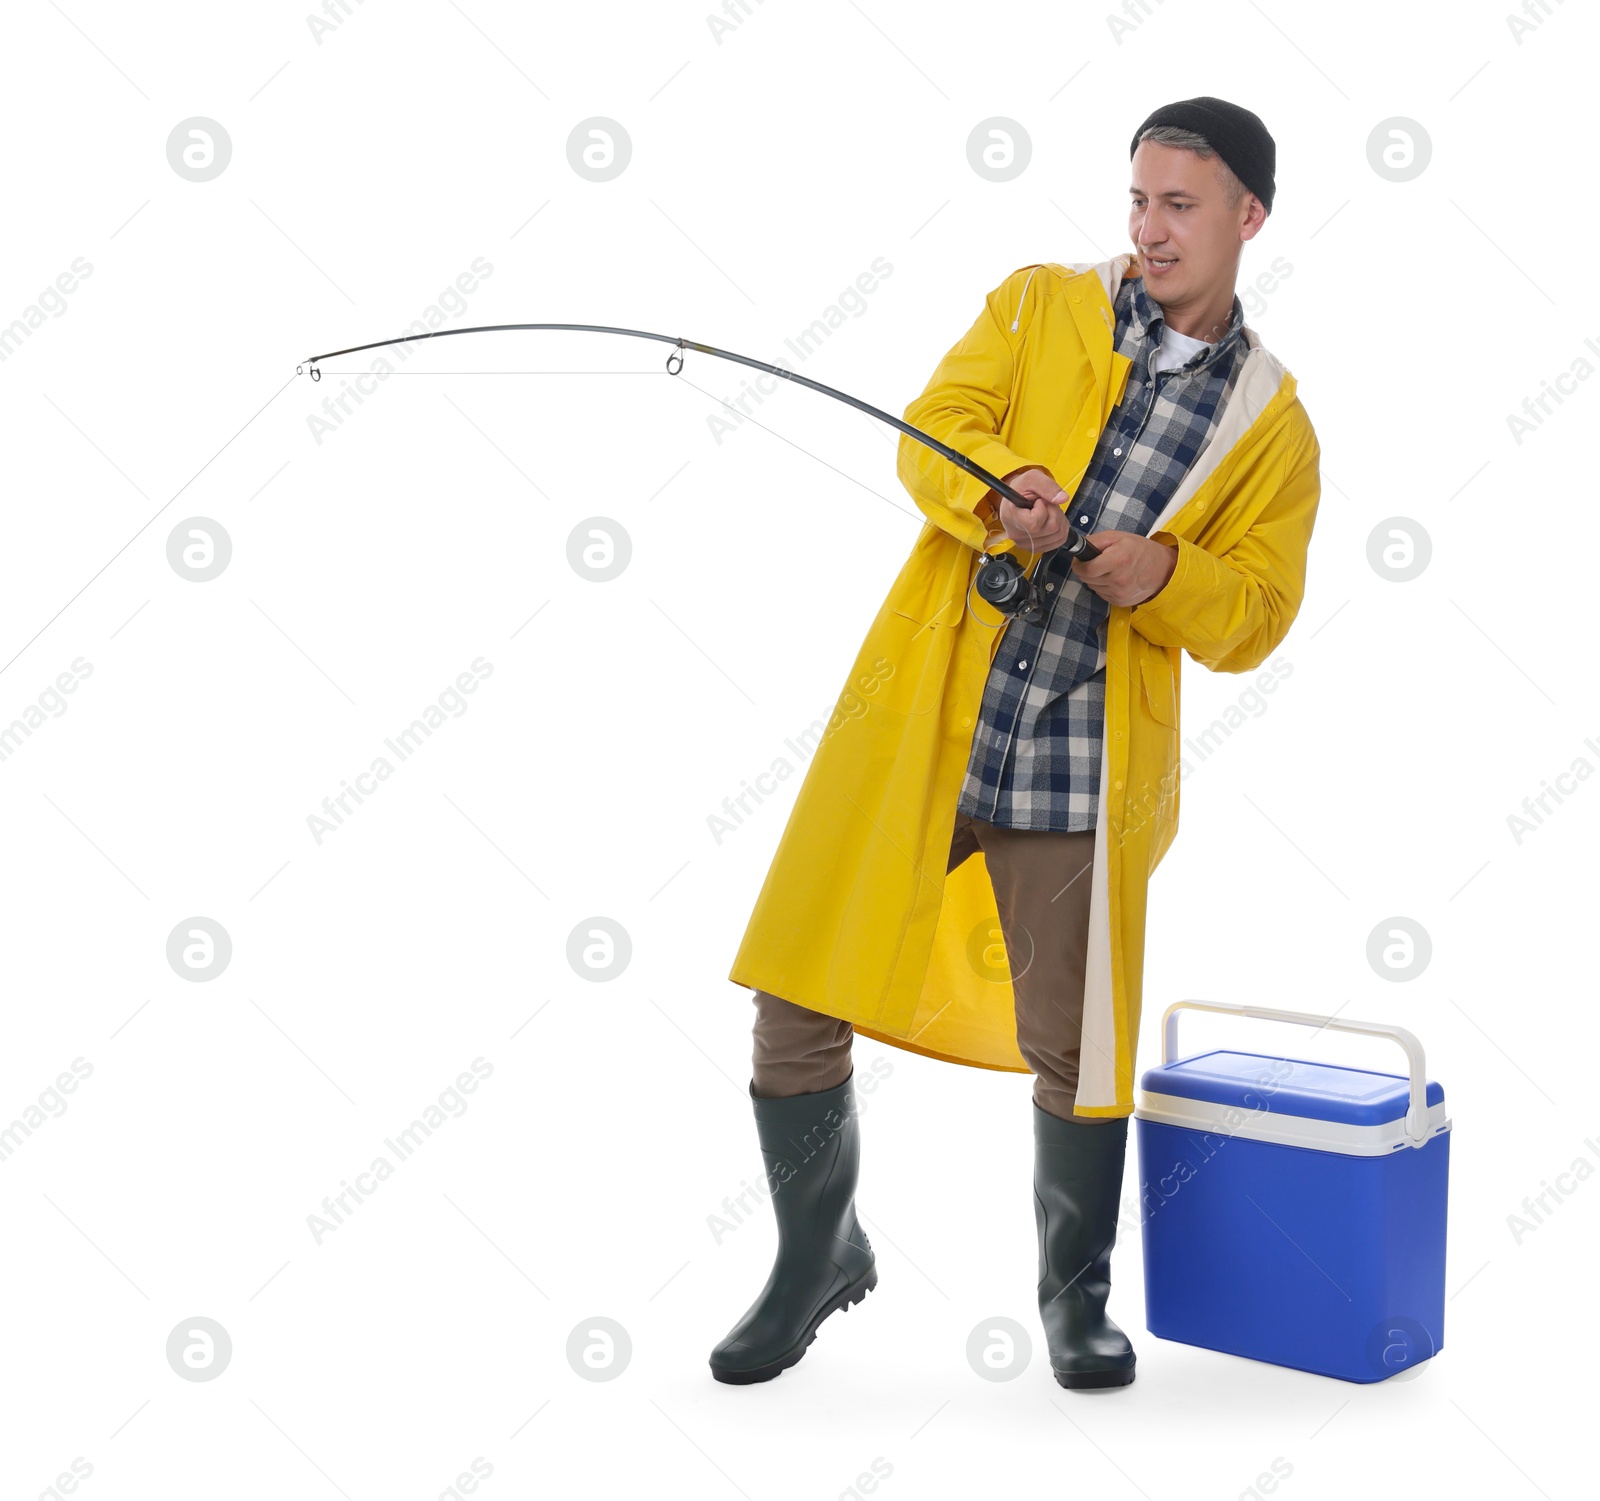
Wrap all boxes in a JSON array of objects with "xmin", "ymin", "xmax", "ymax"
[{"xmin": 750, "ymin": 808, "xmax": 1114, "ymax": 1123}]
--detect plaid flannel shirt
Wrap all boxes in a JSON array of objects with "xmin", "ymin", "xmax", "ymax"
[{"xmin": 956, "ymin": 272, "xmax": 1249, "ymax": 831}]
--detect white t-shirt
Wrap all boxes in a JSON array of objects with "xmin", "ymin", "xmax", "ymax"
[{"xmin": 1152, "ymin": 323, "xmax": 1214, "ymax": 373}]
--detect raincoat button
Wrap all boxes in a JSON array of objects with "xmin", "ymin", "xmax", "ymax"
[
  {"xmin": 1114, "ymin": 779, "xmax": 1124, "ymax": 789},
  {"xmin": 1072, "ymin": 294, "xmax": 1082, "ymax": 303},
  {"xmin": 962, "ymin": 716, "xmax": 972, "ymax": 727}
]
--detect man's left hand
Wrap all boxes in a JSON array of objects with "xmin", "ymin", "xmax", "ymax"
[{"xmin": 1070, "ymin": 531, "xmax": 1178, "ymax": 607}]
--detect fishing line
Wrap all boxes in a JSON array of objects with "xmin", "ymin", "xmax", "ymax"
[{"xmin": 298, "ymin": 321, "xmax": 1100, "ymax": 618}]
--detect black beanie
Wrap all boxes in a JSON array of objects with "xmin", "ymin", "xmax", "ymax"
[{"xmin": 1129, "ymin": 96, "xmax": 1276, "ymax": 215}]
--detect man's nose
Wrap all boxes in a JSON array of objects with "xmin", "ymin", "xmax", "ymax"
[{"xmin": 1136, "ymin": 208, "xmax": 1169, "ymax": 248}]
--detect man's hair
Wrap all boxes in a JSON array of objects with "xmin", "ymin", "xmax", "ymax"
[{"xmin": 1134, "ymin": 123, "xmax": 1248, "ymax": 210}]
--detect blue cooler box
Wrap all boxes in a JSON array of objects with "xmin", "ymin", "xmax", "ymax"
[{"xmin": 1135, "ymin": 1001, "xmax": 1450, "ymax": 1384}]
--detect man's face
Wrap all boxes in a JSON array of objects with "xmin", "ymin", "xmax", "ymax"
[{"xmin": 1127, "ymin": 139, "xmax": 1261, "ymax": 307}]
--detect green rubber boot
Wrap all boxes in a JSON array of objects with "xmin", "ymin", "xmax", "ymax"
[
  {"xmin": 709, "ymin": 1069, "xmax": 876, "ymax": 1384},
  {"xmin": 1033, "ymin": 1101, "xmax": 1137, "ymax": 1390}
]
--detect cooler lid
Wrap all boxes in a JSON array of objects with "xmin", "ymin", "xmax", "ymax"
[{"xmin": 1140, "ymin": 1048, "xmax": 1445, "ymax": 1126}]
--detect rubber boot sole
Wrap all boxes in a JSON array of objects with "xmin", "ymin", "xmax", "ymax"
[
  {"xmin": 1053, "ymin": 1360, "xmax": 1136, "ymax": 1391},
  {"xmin": 709, "ymin": 1266, "xmax": 878, "ymax": 1385}
]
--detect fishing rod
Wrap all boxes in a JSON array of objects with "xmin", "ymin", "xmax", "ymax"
[{"xmin": 297, "ymin": 322, "xmax": 1100, "ymax": 621}]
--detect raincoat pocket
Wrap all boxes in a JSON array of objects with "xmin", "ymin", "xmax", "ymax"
[
  {"xmin": 1139, "ymin": 649, "xmax": 1178, "ymax": 728},
  {"xmin": 1132, "ymin": 647, "xmax": 1181, "ymax": 871},
  {"xmin": 873, "ymin": 605, "xmax": 958, "ymax": 717}
]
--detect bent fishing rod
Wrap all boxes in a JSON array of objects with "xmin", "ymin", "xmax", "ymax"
[{"xmin": 297, "ymin": 322, "xmax": 1099, "ymax": 621}]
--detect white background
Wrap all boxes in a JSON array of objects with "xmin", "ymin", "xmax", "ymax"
[{"xmin": 2, "ymin": 2, "xmax": 1594, "ymax": 1498}]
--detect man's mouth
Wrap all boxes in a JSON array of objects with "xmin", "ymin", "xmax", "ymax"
[{"xmin": 1145, "ymin": 254, "xmax": 1177, "ymax": 270}]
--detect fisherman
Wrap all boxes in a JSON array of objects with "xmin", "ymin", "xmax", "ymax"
[{"xmin": 714, "ymin": 96, "xmax": 1323, "ymax": 1389}]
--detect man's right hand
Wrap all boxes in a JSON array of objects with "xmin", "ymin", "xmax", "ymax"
[{"xmin": 986, "ymin": 466, "xmax": 1071, "ymax": 551}]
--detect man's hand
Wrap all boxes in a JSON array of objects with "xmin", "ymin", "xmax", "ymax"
[
  {"xmin": 1070, "ymin": 531, "xmax": 1179, "ymax": 607},
  {"xmin": 986, "ymin": 466, "xmax": 1071, "ymax": 551},
  {"xmin": 982, "ymin": 468, "xmax": 1180, "ymax": 605}
]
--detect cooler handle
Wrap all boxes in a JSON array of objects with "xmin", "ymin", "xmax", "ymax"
[{"xmin": 1160, "ymin": 999, "xmax": 1432, "ymax": 1147}]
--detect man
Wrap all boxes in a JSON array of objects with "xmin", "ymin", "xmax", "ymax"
[{"xmin": 712, "ymin": 97, "xmax": 1321, "ymax": 1390}]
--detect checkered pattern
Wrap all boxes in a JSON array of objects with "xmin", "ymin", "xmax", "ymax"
[{"xmin": 957, "ymin": 273, "xmax": 1248, "ymax": 831}]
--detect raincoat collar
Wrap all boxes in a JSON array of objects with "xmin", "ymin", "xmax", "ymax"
[
  {"xmin": 1068, "ymin": 250, "xmax": 1263, "ymax": 358},
  {"xmin": 1055, "ymin": 253, "xmax": 1265, "ymax": 445}
]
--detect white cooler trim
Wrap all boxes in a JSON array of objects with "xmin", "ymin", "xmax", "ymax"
[{"xmin": 1135, "ymin": 1089, "xmax": 1452, "ymax": 1157}]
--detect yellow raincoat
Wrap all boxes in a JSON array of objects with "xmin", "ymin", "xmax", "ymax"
[{"xmin": 728, "ymin": 252, "xmax": 1321, "ymax": 1117}]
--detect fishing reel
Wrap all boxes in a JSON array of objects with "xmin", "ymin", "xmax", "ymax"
[
  {"xmin": 972, "ymin": 511, "xmax": 1101, "ymax": 626},
  {"xmin": 974, "ymin": 550, "xmax": 1049, "ymax": 624}
]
